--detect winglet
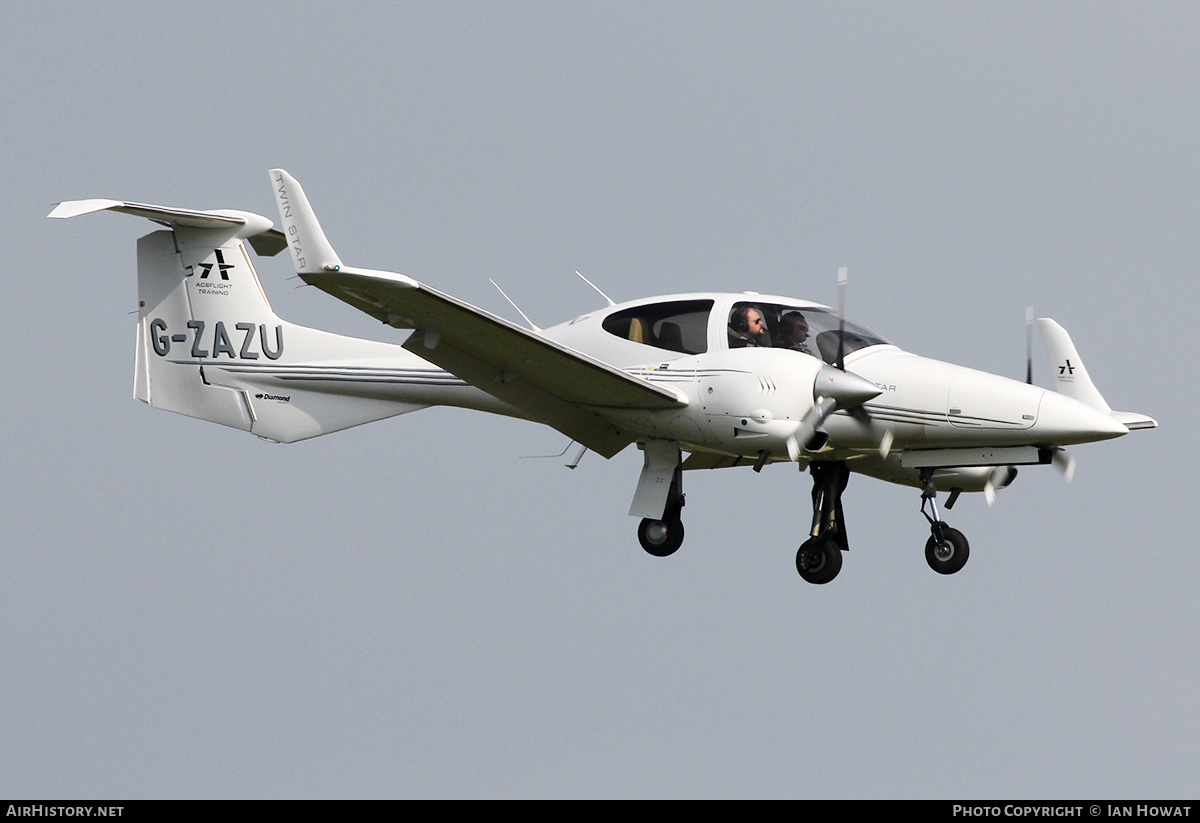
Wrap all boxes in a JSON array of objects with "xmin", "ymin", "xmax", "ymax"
[{"xmin": 269, "ymin": 169, "xmax": 343, "ymax": 274}]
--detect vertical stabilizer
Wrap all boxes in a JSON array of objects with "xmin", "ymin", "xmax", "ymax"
[
  {"xmin": 134, "ymin": 230, "xmax": 257, "ymax": 431},
  {"xmin": 1035, "ymin": 318, "xmax": 1111, "ymax": 412}
]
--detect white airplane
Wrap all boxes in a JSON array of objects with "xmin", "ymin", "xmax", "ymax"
[{"xmin": 49, "ymin": 170, "xmax": 1156, "ymax": 584}]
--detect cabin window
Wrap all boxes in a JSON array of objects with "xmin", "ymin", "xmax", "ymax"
[{"xmin": 601, "ymin": 300, "xmax": 713, "ymax": 355}]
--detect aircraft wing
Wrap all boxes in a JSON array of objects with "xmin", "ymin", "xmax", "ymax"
[{"xmin": 269, "ymin": 169, "xmax": 684, "ymax": 457}]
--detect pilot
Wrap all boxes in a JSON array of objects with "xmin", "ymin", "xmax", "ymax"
[
  {"xmin": 729, "ymin": 306, "xmax": 770, "ymax": 348},
  {"xmin": 780, "ymin": 311, "xmax": 813, "ymax": 355}
]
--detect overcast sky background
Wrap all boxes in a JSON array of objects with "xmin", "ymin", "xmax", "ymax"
[{"xmin": 2, "ymin": 1, "xmax": 1196, "ymax": 799}]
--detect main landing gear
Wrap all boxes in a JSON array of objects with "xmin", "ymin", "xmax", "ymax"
[
  {"xmin": 637, "ymin": 467, "xmax": 685, "ymax": 558},
  {"xmin": 631, "ymin": 445, "xmax": 972, "ymax": 582},
  {"xmin": 919, "ymin": 469, "xmax": 970, "ymax": 575},
  {"xmin": 789, "ymin": 462, "xmax": 971, "ymax": 584},
  {"xmin": 796, "ymin": 461, "xmax": 850, "ymax": 584}
]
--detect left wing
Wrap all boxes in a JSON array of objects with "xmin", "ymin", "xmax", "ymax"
[{"xmin": 268, "ymin": 169, "xmax": 685, "ymax": 457}]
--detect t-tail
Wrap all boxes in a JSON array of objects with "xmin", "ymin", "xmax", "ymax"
[{"xmin": 48, "ymin": 198, "xmax": 432, "ymax": 442}]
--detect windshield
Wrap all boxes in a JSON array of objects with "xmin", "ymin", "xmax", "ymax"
[{"xmin": 728, "ymin": 302, "xmax": 888, "ymax": 363}]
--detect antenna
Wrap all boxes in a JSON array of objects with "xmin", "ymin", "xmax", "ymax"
[
  {"xmin": 576, "ymin": 270, "xmax": 616, "ymax": 307},
  {"xmin": 489, "ymin": 279, "xmax": 541, "ymax": 332}
]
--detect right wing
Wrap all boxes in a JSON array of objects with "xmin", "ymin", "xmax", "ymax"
[{"xmin": 269, "ymin": 169, "xmax": 685, "ymax": 457}]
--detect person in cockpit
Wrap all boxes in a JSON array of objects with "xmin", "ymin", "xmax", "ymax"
[
  {"xmin": 729, "ymin": 305, "xmax": 770, "ymax": 348},
  {"xmin": 780, "ymin": 311, "xmax": 813, "ymax": 356}
]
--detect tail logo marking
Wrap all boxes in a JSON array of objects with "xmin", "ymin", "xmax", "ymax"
[
  {"xmin": 1058, "ymin": 359, "xmax": 1076, "ymax": 379},
  {"xmin": 149, "ymin": 318, "xmax": 284, "ymax": 360},
  {"xmin": 196, "ymin": 249, "xmax": 234, "ymax": 281}
]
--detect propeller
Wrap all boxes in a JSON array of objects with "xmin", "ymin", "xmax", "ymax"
[
  {"xmin": 836, "ymin": 265, "xmax": 848, "ymax": 370},
  {"xmin": 878, "ymin": 428, "xmax": 894, "ymax": 459},
  {"xmin": 1025, "ymin": 306, "xmax": 1034, "ymax": 384},
  {"xmin": 1051, "ymin": 447, "xmax": 1076, "ymax": 482},
  {"xmin": 983, "ymin": 465, "xmax": 1019, "ymax": 506},
  {"xmin": 1024, "ymin": 308, "xmax": 1077, "ymax": 483},
  {"xmin": 789, "ymin": 267, "xmax": 882, "ymax": 454},
  {"xmin": 792, "ymin": 365, "xmax": 881, "ymax": 452}
]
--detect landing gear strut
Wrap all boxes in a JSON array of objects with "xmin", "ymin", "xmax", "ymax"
[
  {"xmin": 637, "ymin": 466, "xmax": 685, "ymax": 558},
  {"xmin": 919, "ymin": 470, "xmax": 970, "ymax": 575},
  {"xmin": 796, "ymin": 461, "xmax": 849, "ymax": 584}
]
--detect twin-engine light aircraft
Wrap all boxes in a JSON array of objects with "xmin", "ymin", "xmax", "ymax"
[{"xmin": 50, "ymin": 170, "xmax": 1156, "ymax": 584}]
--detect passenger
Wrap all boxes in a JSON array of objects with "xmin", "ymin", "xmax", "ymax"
[
  {"xmin": 780, "ymin": 311, "xmax": 813, "ymax": 355},
  {"xmin": 729, "ymin": 306, "xmax": 770, "ymax": 348}
]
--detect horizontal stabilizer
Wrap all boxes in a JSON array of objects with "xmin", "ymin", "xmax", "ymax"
[
  {"xmin": 1111, "ymin": 411, "xmax": 1158, "ymax": 430},
  {"xmin": 48, "ymin": 199, "xmax": 286, "ymax": 255}
]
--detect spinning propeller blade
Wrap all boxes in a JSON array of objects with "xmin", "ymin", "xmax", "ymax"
[
  {"xmin": 797, "ymin": 366, "xmax": 881, "ymax": 452},
  {"xmin": 1025, "ymin": 306, "xmax": 1034, "ymax": 384},
  {"xmin": 1051, "ymin": 447, "xmax": 1076, "ymax": 482},
  {"xmin": 878, "ymin": 429, "xmax": 894, "ymax": 459},
  {"xmin": 836, "ymin": 266, "xmax": 848, "ymax": 370},
  {"xmin": 983, "ymin": 466, "xmax": 1019, "ymax": 507},
  {"xmin": 795, "ymin": 266, "xmax": 882, "ymax": 453}
]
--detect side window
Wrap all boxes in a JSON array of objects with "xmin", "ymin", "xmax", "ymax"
[
  {"xmin": 728, "ymin": 303, "xmax": 774, "ymax": 348},
  {"xmin": 728, "ymin": 302, "xmax": 888, "ymax": 359},
  {"xmin": 601, "ymin": 300, "xmax": 713, "ymax": 355}
]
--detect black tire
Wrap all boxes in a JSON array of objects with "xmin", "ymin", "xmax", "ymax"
[
  {"xmin": 638, "ymin": 517, "xmax": 684, "ymax": 557},
  {"xmin": 796, "ymin": 535, "xmax": 843, "ymax": 584},
  {"xmin": 925, "ymin": 526, "xmax": 970, "ymax": 575}
]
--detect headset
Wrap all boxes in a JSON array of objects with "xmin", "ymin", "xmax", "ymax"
[{"xmin": 730, "ymin": 305, "xmax": 765, "ymax": 333}]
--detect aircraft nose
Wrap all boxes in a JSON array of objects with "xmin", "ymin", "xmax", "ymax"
[{"xmin": 1034, "ymin": 390, "xmax": 1128, "ymax": 444}]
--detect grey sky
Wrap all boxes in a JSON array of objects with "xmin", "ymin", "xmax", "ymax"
[{"xmin": 2, "ymin": 1, "xmax": 1197, "ymax": 798}]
